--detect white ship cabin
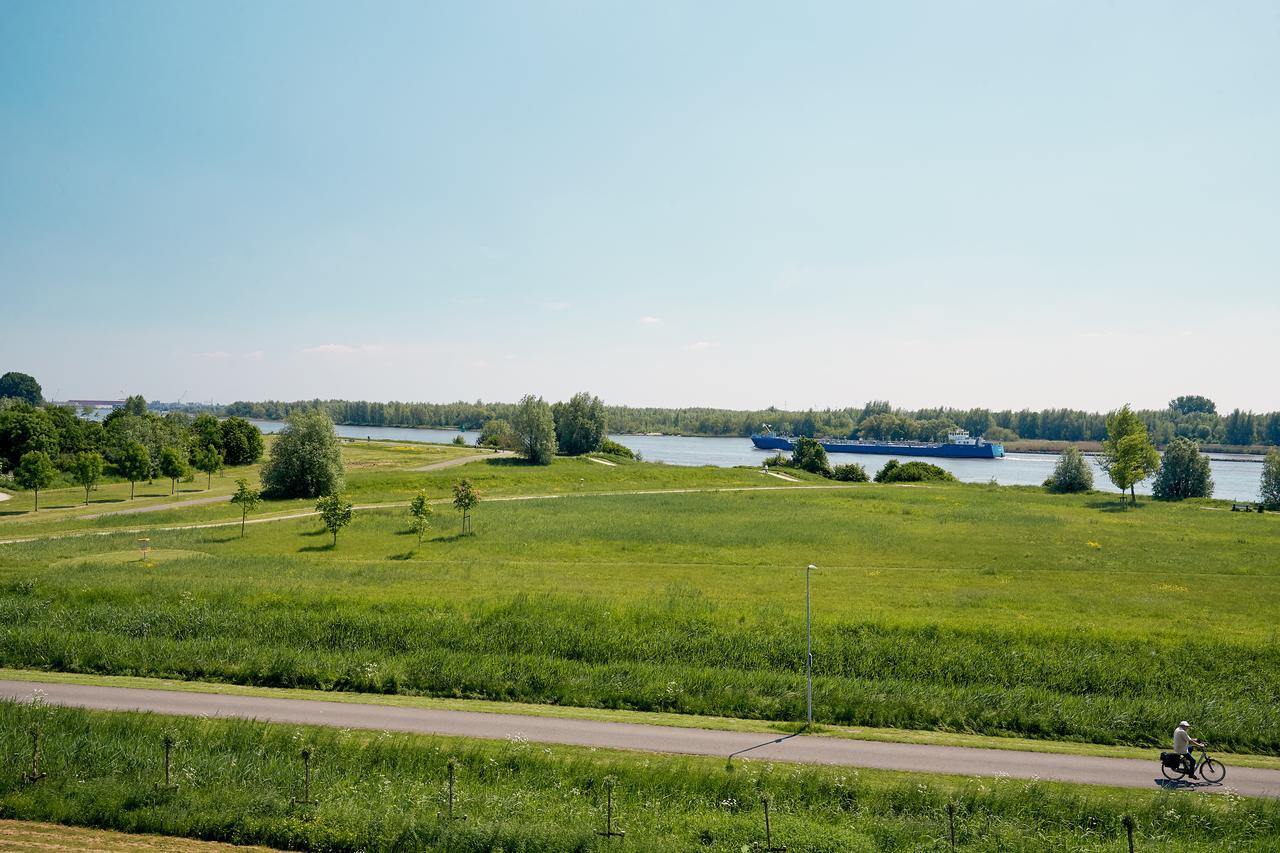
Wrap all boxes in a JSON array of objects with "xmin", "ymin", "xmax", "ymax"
[{"xmin": 946, "ymin": 429, "xmax": 981, "ymax": 445}]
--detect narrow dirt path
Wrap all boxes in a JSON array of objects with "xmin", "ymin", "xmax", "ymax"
[
  {"xmin": 585, "ymin": 456, "xmax": 617, "ymax": 466},
  {"xmin": 3, "ymin": 679, "xmax": 1275, "ymax": 798},
  {"xmin": 407, "ymin": 450, "xmax": 513, "ymax": 471}
]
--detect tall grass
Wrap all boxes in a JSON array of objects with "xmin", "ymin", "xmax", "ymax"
[
  {"xmin": 2, "ymin": 700, "xmax": 1277, "ymax": 851},
  {"xmin": 3, "ymin": 581, "xmax": 1278, "ymax": 753}
]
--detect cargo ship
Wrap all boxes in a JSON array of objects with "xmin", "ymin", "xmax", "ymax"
[{"xmin": 751, "ymin": 428, "xmax": 1004, "ymax": 459}]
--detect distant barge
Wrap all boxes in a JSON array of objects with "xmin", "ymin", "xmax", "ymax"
[{"xmin": 751, "ymin": 429, "xmax": 1004, "ymax": 459}]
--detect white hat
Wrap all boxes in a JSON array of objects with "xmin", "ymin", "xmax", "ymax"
[{"xmin": 1179, "ymin": 721, "xmax": 1191, "ymax": 728}]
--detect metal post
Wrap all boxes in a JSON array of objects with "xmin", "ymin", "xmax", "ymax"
[
  {"xmin": 1123, "ymin": 815, "xmax": 1135, "ymax": 853},
  {"xmin": 596, "ymin": 777, "xmax": 625, "ymax": 839},
  {"xmin": 948, "ymin": 802, "xmax": 956, "ymax": 851},
  {"xmin": 806, "ymin": 564, "xmax": 815, "ymax": 726},
  {"xmin": 762, "ymin": 795, "xmax": 786, "ymax": 852}
]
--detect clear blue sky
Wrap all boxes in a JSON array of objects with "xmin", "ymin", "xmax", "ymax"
[{"xmin": 3, "ymin": 1, "xmax": 1277, "ymax": 412}]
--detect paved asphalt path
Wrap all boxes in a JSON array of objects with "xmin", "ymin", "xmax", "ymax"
[
  {"xmin": 82, "ymin": 493, "xmax": 232, "ymax": 519},
  {"xmin": 5, "ymin": 680, "xmax": 1277, "ymax": 798}
]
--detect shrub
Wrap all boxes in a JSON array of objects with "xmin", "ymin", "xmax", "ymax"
[
  {"xmin": 762, "ymin": 452, "xmax": 788, "ymax": 467},
  {"xmin": 599, "ymin": 438, "xmax": 635, "ymax": 460},
  {"xmin": 1044, "ymin": 447, "xmax": 1093, "ymax": 493},
  {"xmin": 1152, "ymin": 437, "xmax": 1213, "ymax": 500},
  {"xmin": 830, "ymin": 463, "xmax": 869, "ymax": 482},
  {"xmin": 875, "ymin": 459, "xmax": 956, "ymax": 483}
]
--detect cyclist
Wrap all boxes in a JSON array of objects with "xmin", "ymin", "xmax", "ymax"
[{"xmin": 1174, "ymin": 721, "xmax": 1205, "ymax": 779}]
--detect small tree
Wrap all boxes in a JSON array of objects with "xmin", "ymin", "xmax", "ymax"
[
  {"xmin": 14, "ymin": 450, "xmax": 56, "ymax": 511},
  {"xmin": 511, "ymin": 395, "xmax": 556, "ymax": 465},
  {"xmin": 452, "ymin": 478, "xmax": 479, "ymax": 535},
  {"xmin": 159, "ymin": 446, "xmax": 189, "ymax": 495},
  {"xmin": 230, "ymin": 478, "xmax": 262, "ymax": 537},
  {"xmin": 408, "ymin": 490, "xmax": 433, "ymax": 545},
  {"xmin": 0, "ymin": 371, "xmax": 42, "ymax": 405},
  {"xmin": 789, "ymin": 436, "xmax": 831, "ymax": 476},
  {"xmin": 1152, "ymin": 437, "xmax": 1214, "ymax": 501},
  {"xmin": 71, "ymin": 450, "xmax": 104, "ymax": 505},
  {"xmin": 1043, "ymin": 447, "xmax": 1094, "ymax": 493},
  {"xmin": 118, "ymin": 441, "xmax": 151, "ymax": 499},
  {"xmin": 315, "ymin": 493, "xmax": 353, "ymax": 546},
  {"xmin": 1099, "ymin": 405, "xmax": 1159, "ymax": 505},
  {"xmin": 193, "ymin": 443, "xmax": 222, "ymax": 489},
  {"xmin": 1260, "ymin": 449, "xmax": 1280, "ymax": 510}
]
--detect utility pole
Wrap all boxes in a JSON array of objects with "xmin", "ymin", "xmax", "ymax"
[{"xmin": 806, "ymin": 564, "xmax": 815, "ymax": 726}]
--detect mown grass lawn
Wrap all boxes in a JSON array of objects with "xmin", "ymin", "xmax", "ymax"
[{"xmin": 2, "ymin": 462, "xmax": 1277, "ymax": 754}]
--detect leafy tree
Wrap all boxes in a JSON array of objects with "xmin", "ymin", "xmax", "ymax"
[
  {"xmin": 122, "ymin": 394, "xmax": 147, "ymax": 416},
  {"xmin": 260, "ymin": 410, "xmax": 344, "ymax": 498},
  {"xmin": 1169, "ymin": 395, "xmax": 1217, "ymax": 416},
  {"xmin": 1260, "ymin": 449, "xmax": 1280, "ymax": 510},
  {"xmin": 874, "ymin": 459, "xmax": 957, "ymax": 483},
  {"xmin": 221, "ymin": 416, "xmax": 264, "ymax": 465},
  {"xmin": 830, "ymin": 463, "xmax": 869, "ymax": 482},
  {"xmin": 479, "ymin": 418, "xmax": 517, "ymax": 450},
  {"xmin": 0, "ymin": 371, "xmax": 42, "ymax": 405},
  {"xmin": 552, "ymin": 392, "xmax": 608, "ymax": 455},
  {"xmin": 1043, "ymin": 447, "xmax": 1094, "ymax": 493},
  {"xmin": 1099, "ymin": 405, "xmax": 1159, "ymax": 505},
  {"xmin": 1224, "ymin": 409, "xmax": 1257, "ymax": 447},
  {"xmin": 408, "ymin": 490, "xmax": 433, "ymax": 545},
  {"xmin": 1152, "ymin": 437, "xmax": 1214, "ymax": 501},
  {"xmin": 158, "ymin": 446, "xmax": 189, "ymax": 495},
  {"xmin": 118, "ymin": 441, "xmax": 151, "ymax": 499},
  {"xmin": 452, "ymin": 434, "xmax": 467, "ymax": 446},
  {"xmin": 193, "ymin": 444, "xmax": 222, "ymax": 489},
  {"xmin": 71, "ymin": 451, "xmax": 104, "ymax": 505},
  {"xmin": 511, "ymin": 395, "xmax": 556, "ymax": 465},
  {"xmin": 14, "ymin": 450, "xmax": 56, "ymax": 510},
  {"xmin": 315, "ymin": 493, "xmax": 353, "ymax": 546},
  {"xmin": 0, "ymin": 403, "xmax": 59, "ymax": 472},
  {"xmin": 189, "ymin": 414, "xmax": 225, "ymax": 458},
  {"xmin": 452, "ymin": 478, "xmax": 479, "ymax": 535},
  {"xmin": 230, "ymin": 478, "xmax": 262, "ymax": 537},
  {"xmin": 789, "ymin": 436, "xmax": 831, "ymax": 476}
]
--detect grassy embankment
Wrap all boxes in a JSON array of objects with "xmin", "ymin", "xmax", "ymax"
[
  {"xmin": 2, "ymin": 700, "xmax": 1277, "ymax": 852},
  {"xmin": 2, "ymin": 447, "xmax": 1277, "ymax": 755}
]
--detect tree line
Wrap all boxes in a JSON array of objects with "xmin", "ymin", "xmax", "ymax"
[
  {"xmin": 1, "ymin": 373, "xmax": 263, "ymax": 507},
  {"xmin": 224, "ymin": 393, "xmax": 1280, "ymax": 448}
]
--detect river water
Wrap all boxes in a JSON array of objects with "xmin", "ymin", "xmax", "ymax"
[{"xmin": 251, "ymin": 421, "xmax": 1265, "ymax": 502}]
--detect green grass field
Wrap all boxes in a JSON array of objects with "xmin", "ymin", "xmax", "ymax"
[
  {"xmin": 2, "ymin": 448, "xmax": 1277, "ymax": 755},
  {"xmin": 3, "ymin": 699, "xmax": 1276, "ymax": 852}
]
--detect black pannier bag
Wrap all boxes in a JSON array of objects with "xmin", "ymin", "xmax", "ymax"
[{"xmin": 1160, "ymin": 752, "xmax": 1185, "ymax": 769}]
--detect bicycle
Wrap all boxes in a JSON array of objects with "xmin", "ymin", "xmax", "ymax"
[{"xmin": 1160, "ymin": 745, "xmax": 1226, "ymax": 783}]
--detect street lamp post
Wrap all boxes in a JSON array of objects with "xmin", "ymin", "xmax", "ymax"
[{"xmin": 806, "ymin": 563, "xmax": 815, "ymax": 726}]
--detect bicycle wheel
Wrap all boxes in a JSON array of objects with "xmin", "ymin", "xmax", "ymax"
[
  {"xmin": 1199, "ymin": 758, "xmax": 1226, "ymax": 783},
  {"xmin": 1161, "ymin": 760, "xmax": 1186, "ymax": 781}
]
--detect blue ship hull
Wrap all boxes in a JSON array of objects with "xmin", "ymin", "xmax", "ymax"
[{"xmin": 751, "ymin": 434, "xmax": 1004, "ymax": 459}]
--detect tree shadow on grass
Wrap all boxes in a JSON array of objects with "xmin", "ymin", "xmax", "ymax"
[
  {"xmin": 431, "ymin": 532, "xmax": 472, "ymax": 543},
  {"xmin": 388, "ymin": 549, "xmax": 417, "ymax": 561},
  {"xmin": 1085, "ymin": 499, "xmax": 1146, "ymax": 514},
  {"xmin": 483, "ymin": 457, "xmax": 539, "ymax": 467},
  {"xmin": 298, "ymin": 543, "xmax": 336, "ymax": 553},
  {"xmin": 201, "ymin": 534, "xmax": 241, "ymax": 544},
  {"xmin": 299, "ymin": 528, "xmax": 328, "ymax": 537}
]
